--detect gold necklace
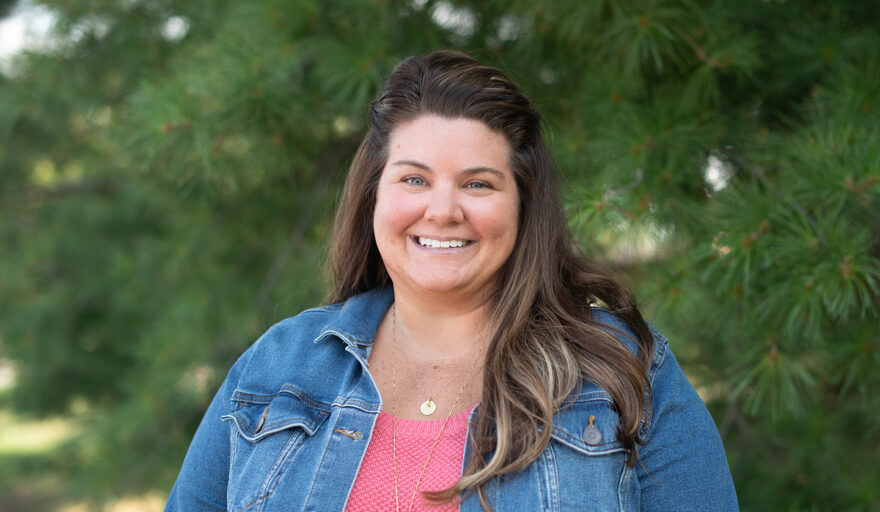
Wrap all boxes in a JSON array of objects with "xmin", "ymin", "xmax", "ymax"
[
  {"xmin": 390, "ymin": 304, "xmax": 482, "ymax": 512},
  {"xmin": 396, "ymin": 335, "xmax": 483, "ymax": 416}
]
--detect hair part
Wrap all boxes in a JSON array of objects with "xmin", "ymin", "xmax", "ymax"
[{"xmin": 327, "ymin": 50, "xmax": 654, "ymax": 510}]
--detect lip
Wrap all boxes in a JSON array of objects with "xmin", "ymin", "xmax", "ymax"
[{"xmin": 409, "ymin": 235, "xmax": 475, "ymax": 251}]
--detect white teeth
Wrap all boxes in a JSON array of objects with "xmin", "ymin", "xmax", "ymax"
[{"xmin": 418, "ymin": 237, "xmax": 469, "ymax": 248}]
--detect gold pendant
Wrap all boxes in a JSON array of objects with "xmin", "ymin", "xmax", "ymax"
[{"xmin": 420, "ymin": 398, "xmax": 437, "ymax": 416}]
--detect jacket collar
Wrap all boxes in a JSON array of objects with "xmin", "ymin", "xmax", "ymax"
[{"xmin": 313, "ymin": 286, "xmax": 394, "ymax": 346}]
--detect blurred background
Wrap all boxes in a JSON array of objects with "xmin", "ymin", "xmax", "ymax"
[{"xmin": 1, "ymin": 0, "xmax": 878, "ymax": 510}]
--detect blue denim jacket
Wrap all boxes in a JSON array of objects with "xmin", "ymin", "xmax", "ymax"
[{"xmin": 166, "ymin": 287, "xmax": 738, "ymax": 511}]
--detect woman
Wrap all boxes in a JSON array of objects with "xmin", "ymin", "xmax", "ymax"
[{"xmin": 166, "ymin": 50, "xmax": 738, "ymax": 511}]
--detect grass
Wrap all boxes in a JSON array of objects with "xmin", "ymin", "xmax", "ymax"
[
  {"xmin": 0, "ymin": 399, "xmax": 164, "ymax": 512},
  {"xmin": 0, "ymin": 410, "xmax": 78, "ymax": 456}
]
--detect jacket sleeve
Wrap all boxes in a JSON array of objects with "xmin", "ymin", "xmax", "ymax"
[
  {"xmin": 165, "ymin": 346, "xmax": 254, "ymax": 511},
  {"xmin": 635, "ymin": 336, "xmax": 739, "ymax": 511}
]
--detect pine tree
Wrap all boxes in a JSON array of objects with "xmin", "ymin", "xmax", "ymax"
[{"xmin": 1, "ymin": 0, "xmax": 877, "ymax": 509}]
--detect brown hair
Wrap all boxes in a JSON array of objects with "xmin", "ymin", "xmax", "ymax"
[{"xmin": 328, "ymin": 50, "xmax": 654, "ymax": 509}]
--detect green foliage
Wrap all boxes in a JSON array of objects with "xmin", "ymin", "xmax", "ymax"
[{"xmin": 1, "ymin": 0, "xmax": 878, "ymax": 509}]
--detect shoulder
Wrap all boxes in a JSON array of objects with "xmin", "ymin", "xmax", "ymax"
[
  {"xmin": 585, "ymin": 307, "xmax": 688, "ymax": 439},
  {"xmin": 242, "ymin": 302, "xmax": 343, "ymax": 361},
  {"xmin": 572, "ymin": 318, "xmax": 737, "ymax": 505},
  {"xmin": 229, "ymin": 287, "xmax": 392, "ymax": 402},
  {"xmin": 588, "ymin": 306, "xmax": 670, "ymax": 373},
  {"xmin": 589, "ymin": 310, "xmax": 721, "ymax": 449},
  {"xmin": 250, "ymin": 302, "xmax": 346, "ymax": 354},
  {"xmin": 226, "ymin": 305, "xmax": 344, "ymax": 398},
  {"xmin": 549, "ymin": 308, "xmax": 672, "ymax": 448},
  {"xmin": 245, "ymin": 285, "xmax": 392, "ymax": 363}
]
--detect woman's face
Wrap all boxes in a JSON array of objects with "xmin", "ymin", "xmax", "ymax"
[{"xmin": 373, "ymin": 115, "xmax": 520, "ymax": 301}]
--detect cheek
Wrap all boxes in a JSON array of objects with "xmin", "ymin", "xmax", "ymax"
[
  {"xmin": 476, "ymin": 198, "xmax": 520, "ymax": 242},
  {"xmin": 373, "ymin": 188, "xmax": 417, "ymax": 245}
]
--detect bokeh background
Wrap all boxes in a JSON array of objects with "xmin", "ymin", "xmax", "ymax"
[{"xmin": 1, "ymin": 0, "xmax": 878, "ymax": 510}]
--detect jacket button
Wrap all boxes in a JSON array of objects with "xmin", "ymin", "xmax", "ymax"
[
  {"xmin": 254, "ymin": 406, "xmax": 269, "ymax": 433},
  {"xmin": 583, "ymin": 415, "xmax": 602, "ymax": 446}
]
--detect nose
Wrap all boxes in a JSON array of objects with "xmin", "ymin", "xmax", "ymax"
[{"xmin": 424, "ymin": 184, "xmax": 464, "ymax": 224}]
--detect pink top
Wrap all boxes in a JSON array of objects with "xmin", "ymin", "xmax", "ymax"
[{"xmin": 345, "ymin": 405, "xmax": 476, "ymax": 511}]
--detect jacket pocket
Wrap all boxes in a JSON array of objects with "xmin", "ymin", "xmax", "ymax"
[
  {"xmin": 222, "ymin": 385, "xmax": 330, "ymax": 512},
  {"xmin": 547, "ymin": 392, "xmax": 635, "ymax": 511},
  {"xmin": 550, "ymin": 391, "xmax": 626, "ymax": 456},
  {"xmin": 224, "ymin": 385, "xmax": 330, "ymax": 441}
]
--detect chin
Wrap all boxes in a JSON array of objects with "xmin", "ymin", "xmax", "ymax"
[
  {"xmin": 412, "ymin": 280, "xmax": 466, "ymax": 294},
  {"xmin": 399, "ymin": 274, "xmax": 472, "ymax": 294}
]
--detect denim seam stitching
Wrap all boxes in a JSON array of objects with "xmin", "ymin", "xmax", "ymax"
[
  {"xmin": 551, "ymin": 430, "xmax": 624, "ymax": 452},
  {"xmin": 331, "ymin": 397, "xmax": 380, "ymax": 409},
  {"xmin": 278, "ymin": 385, "xmax": 334, "ymax": 411},
  {"xmin": 228, "ymin": 425, "xmax": 238, "ymax": 474},
  {"xmin": 253, "ymin": 429, "xmax": 306, "ymax": 509},
  {"xmin": 640, "ymin": 339, "xmax": 670, "ymax": 442},
  {"xmin": 331, "ymin": 401, "xmax": 382, "ymax": 413},
  {"xmin": 546, "ymin": 441, "xmax": 560, "ymax": 512},
  {"xmin": 248, "ymin": 415, "xmax": 326, "ymax": 437},
  {"xmin": 550, "ymin": 432, "xmax": 627, "ymax": 456},
  {"xmin": 535, "ymin": 448, "xmax": 546, "ymax": 509},
  {"xmin": 264, "ymin": 429, "xmax": 309, "ymax": 498},
  {"xmin": 231, "ymin": 386, "xmax": 332, "ymax": 412},
  {"xmin": 231, "ymin": 387, "xmax": 333, "ymax": 411},
  {"xmin": 240, "ymin": 494, "xmax": 270, "ymax": 512},
  {"xmin": 303, "ymin": 425, "xmax": 334, "ymax": 508},
  {"xmin": 617, "ymin": 458, "xmax": 631, "ymax": 511}
]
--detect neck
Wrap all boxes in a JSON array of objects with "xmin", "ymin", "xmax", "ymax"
[{"xmin": 391, "ymin": 286, "xmax": 492, "ymax": 361}]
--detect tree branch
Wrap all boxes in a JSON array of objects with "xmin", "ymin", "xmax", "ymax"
[
  {"xmin": 253, "ymin": 136, "xmax": 358, "ymax": 310},
  {"xmin": 718, "ymin": 398, "xmax": 738, "ymax": 439},
  {"xmin": 671, "ymin": 26, "xmax": 729, "ymax": 68},
  {"xmin": 723, "ymin": 150, "xmax": 828, "ymax": 248},
  {"xmin": 253, "ymin": 177, "xmax": 326, "ymax": 310}
]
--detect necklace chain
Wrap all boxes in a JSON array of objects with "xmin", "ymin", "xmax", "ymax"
[
  {"xmin": 395, "ymin": 329, "xmax": 482, "ymax": 416},
  {"xmin": 391, "ymin": 303, "xmax": 483, "ymax": 512}
]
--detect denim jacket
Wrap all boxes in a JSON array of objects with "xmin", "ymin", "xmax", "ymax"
[{"xmin": 166, "ymin": 287, "xmax": 738, "ymax": 511}]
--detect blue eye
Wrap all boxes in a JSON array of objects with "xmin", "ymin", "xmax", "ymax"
[
  {"xmin": 404, "ymin": 176, "xmax": 426, "ymax": 186},
  {"xmin": 466, "ymin": 181, "xmax": 490, "ymax": 189}
]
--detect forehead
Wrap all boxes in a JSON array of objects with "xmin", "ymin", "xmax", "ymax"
[{"xmin": 385, "ymin": 115, "xmax": 512, "ymax": 171}]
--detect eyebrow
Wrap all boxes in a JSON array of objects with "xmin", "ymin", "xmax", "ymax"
[{"xmin": 391, "ymin": 160, "xmax": 507, "ymax": 180}]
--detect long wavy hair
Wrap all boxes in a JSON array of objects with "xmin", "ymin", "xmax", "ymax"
[{"xmin": 327, "ymin": 50, "xmax": 654, "ymax": 509}]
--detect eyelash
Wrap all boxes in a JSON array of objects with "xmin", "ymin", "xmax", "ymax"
[
  {"xmin": 402, "ymin": 176, "xmax": 492, "ymax": 190},
  {"xmin": 403, "ymin": 176, "xmax": 427, "ymax": 186}
]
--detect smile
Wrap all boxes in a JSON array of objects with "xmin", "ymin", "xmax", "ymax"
[{"xmin": 415, "ymin": 236, "xmax": 473, "ymax": 249}]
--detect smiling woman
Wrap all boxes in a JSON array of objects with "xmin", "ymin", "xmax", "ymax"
[
  {"xmin": 373, "ymin": 116, "xmax": 519, "ymax": 304},
  {"xmin": 165, "ymin": 50, "xmax": 739, "ymax": 512}
]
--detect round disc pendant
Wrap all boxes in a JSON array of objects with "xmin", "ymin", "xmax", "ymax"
[{"xmin": 420, "ymin": 399, "xmax": 437, "ymax": 416}]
